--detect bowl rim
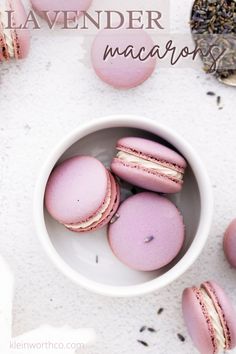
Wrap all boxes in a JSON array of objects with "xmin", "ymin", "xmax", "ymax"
[{"xmin": 34, "ymin": 115, "xmax": 214, "ymax": 297}]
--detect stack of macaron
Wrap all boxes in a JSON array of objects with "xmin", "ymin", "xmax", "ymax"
[
  {"xmin": 45, "ymin": 136, "xmax": 187, "ymax": 272},
  {"xmin": 0, "ymin": 0, "xmax": 30, "ymax": 61}
]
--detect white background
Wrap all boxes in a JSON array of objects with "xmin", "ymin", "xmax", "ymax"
[{"xmin": 1, "ymin": 0, "xmax": 236, "ymax": 353}]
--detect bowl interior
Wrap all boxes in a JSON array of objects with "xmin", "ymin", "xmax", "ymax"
[{"xmin": 44, "ymin": 126, "xmax": 200, "ymax": 287}]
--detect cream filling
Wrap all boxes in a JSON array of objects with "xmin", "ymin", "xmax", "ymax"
[
  {"xmin": 201, "ymin": 288, "xmax": 226, "ymax": 351},
  {"xmin": 65, "ymin": 193, "xmax": 111, "ymax": 230},
  {"xmin": 0, "ymin": 8, "xmax": 15, "ymax": 58},
  {"xmin": 117, "ymin": 151, "xmax": 183, "ymax": 181}
]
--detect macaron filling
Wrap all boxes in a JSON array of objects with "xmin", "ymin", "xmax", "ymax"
[
  {"xmin": 64, "ymin": 171, "xmax": 118, "ymax": 231},
  {"xmin": 203, "ymin": 281, "xmax": 233, "ymax": 350},
  {"xmin": 0, "ymin": 8, "xmax": 15, "ymax": 58},
  {"xmin": 116, "ymin": 150, "xmax": 184, "ymax": 182},
  {"xmin": 65, "ymin": 188, "xmax": 112, "ymax": 230},
  {"xmin": 200, "ymin": 287, "xmax": 226, "ymax": 351}
]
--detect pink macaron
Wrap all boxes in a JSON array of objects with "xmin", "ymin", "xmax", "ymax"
[
  {"xmin": 91, "ymin": 28, "xmax": 156, "ymax": 89},
  {"xmin": 108, "ymin": 192, "xmax": 185, "ymax": 271},
  {"xmin": 45, "ymin": 156, "xmax": 120, "ymax": 233},
  {"xmin": 0, "ymin": 0, "xmax": 30, "ymax": 61},
  {"xmin": 111, "ymin": 137, "xmax": 187, "ymax": 194},
  {"xmin": 30, "ymin": 0, "xmax": 93, "ymax": 24},
  {"xmin": 182, "ymin": 281, "xmax": 236, "ymax": 354},
  {"xmin": 224, "ymin": 219, "xmax": 236, "ymax": 268}
]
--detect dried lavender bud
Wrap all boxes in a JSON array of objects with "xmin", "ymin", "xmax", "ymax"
[
  {"xmin": 139, "ymin": 326, "xmax": 147, "ymax": 333},
  {"xmin": 157, "ymin": 308, "xmax": 164, "ymax": 315},
  {"xmin": 137, "ymin": 340, "xmax": 149, "ymax": 347},
  {"xmin": 177, "ymin": 333, "xmax": 186, "ymax": 342},
  {"xmin": 207, "ymin": 91, "xmax": 216, "ymax": 95},
  {"xmin": 110, "ymin": 213, "xmax": 120, "ymax": 224},
  {"xmin": 144, "ymin": 236, "xmax": 155, "ymax": 243},
  {"xmin": 147, "ymin": 327, "xmax": 157, "ymax": 333}
]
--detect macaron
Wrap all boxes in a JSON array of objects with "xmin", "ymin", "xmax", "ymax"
[
  {"xmin": 45, "ymin": 156, "xmax": 120, "ymax": 233},
  {"xmin": 30, "ymin": 0, "xmax": 93, "ymax": 24},
  {"xmin": 182, "ymin": 281, "xmax": 236, "ymax": 354},
  {"xmin": 111, "ymin": 137, "xmax": 187, "ymax": 194},
  {"xmin": 108, "ymin": 192, "xmax": 185, "ymax": 271},
  {"xmin": 91, "ymin": 28, "xmax": 156, "ymax": 89},
  {"xmin": 0, "ymin": 0, "xmax": 30, "ymax": 60},
  {"xmin": 224, "ymin": 219, "xmax": 236, "ymax": 268}
]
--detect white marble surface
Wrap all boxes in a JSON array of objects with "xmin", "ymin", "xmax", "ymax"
[{"xmin": 1, "ymin": 0, "xmax": 236, "ymax": 353}]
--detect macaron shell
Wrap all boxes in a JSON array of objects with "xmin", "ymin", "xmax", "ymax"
[
  {"xmin": 30, "ymin": 0, "xmax": 92, "ymax": 23},
  {"xmin": 45, "ymin": 156, "xmax": 108, "ymax": 224},
  {"xmin": 182, "ymin": 287, "xmax": 216, "ymax": 354},
  {"xmin": 224, "ymin": 219, "xmax": 236, "ymax": 268},
  {"xmin": 91, "ymin": 28, "xmax": 156, "ymax": 89},
  {"xmin": 8, "ymin": 0, "xmax": 30, "ymax": 59},
  {"xmin": 203, "ymin": 281, "xmax": 236, "ymax": 350},
  {"xmin": 111, "ymin": 158, "xmax": 182, "ymax": 193},
  {"xmin": 108, "ymin": 192, "xmax": 184, "ymax": 271},
  {"xmin": 68, "ymin": 171, "xmax": 120, "ymax": 232},
  {"xmin": 116, "ymin": 137, "xmax": 187, "ymax": 168}
]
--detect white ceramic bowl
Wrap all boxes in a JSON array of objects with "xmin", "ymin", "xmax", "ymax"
[{"xmin": 34, "ymin": 115, "xmax": 213, "ymax": 297}]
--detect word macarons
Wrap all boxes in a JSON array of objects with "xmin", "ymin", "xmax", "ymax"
[{"xmin": 45, "ymin": 137, "xmax": 187, "ymax": 272}]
